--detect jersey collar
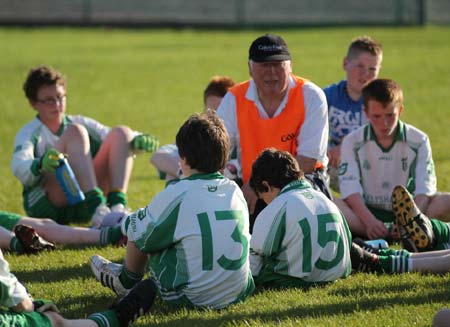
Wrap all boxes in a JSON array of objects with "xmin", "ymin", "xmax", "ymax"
[
  {"xmin": 278, "ymin": 179, "xmax": 311, "ymax": 196},
  {"xmin": 185, "ymin": 172, "xmax": 224, "ymax": 181},
  {"xmin": 365, "ymin": 120, "xmax": 406, "ymax": 152}
]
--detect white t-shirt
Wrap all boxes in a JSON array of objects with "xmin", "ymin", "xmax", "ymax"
[
  {"xmin": 12, "ymin": 114, "xmax": 139, "ymax": 188},
  {"xmin": 0, "ymin": 250, "xmax": 30, "ymax": 308},
  {"xmin": 217, "ymin": 76, "xmax": 329, "ymax": 172},
  {"xmin": 126, "ymin": 172, "xmax": 253, "ymax": 308},
  {"xmin": 339, "ymin": 121, "xmax": 436, "ymax": 211},
  {"xmin": 250, "ymin": 180, "xmax": 351, "ymax": 284}
]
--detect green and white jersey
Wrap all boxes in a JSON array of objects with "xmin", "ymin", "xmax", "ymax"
[
  {"xmin": 250, "ymin": 180, "xmax": 352, "ymax": 284},
  {"xmin": 0, "ymin": 250, "xmax": 29, "ymax": 308},
  {"xmin": 339, "ymin": 121, "xmax": 436, "ymax": 211},
  {"xmin": 126, "ymin": 172, "xmax": 253, "ymax": 309},
  {"xmin": 11, "ymin": 114, "xmax": 117, "ymax": 188}
]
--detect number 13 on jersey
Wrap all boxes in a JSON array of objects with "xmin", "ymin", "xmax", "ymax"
[{"xmin": 197, "ymin": 210, "xmax": 249, "ymax": 271}]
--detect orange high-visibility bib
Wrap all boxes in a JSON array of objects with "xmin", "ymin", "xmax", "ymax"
[{"xmin": 230, "ymin": 75, "xmax": 307, "ymax": 183}]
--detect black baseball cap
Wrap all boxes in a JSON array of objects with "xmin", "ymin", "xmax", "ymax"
[{"xmin": 249, "ymin": 34, "xmax": 291, "ymax": 62}]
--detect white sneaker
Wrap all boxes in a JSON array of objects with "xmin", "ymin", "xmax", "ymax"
[
  {"xmin": 111, "ymin": 203, "xmax": 131, "ymax": 215},
  {"xmin": 90, "ymin": 254, "xmax": 129, "ymax": 297},
  {"xmin": 91, "ymin": 203, "xmax": 111, "ymax": 228},
  {"xmin": 99, "ymin": 204, "xmax": 132, "ymax": 228}
]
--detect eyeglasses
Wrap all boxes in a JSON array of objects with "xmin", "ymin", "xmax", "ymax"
[{"xmin": 36, "ymin": 95, "xmax": 67, "ymax": 105}]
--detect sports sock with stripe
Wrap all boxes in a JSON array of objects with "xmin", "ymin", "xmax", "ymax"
[
  {"xmin": 378, "ymin": 253, "xmax": 411, "ymax": 273},
  {"xmin": 99, "ymin": 226, "xmax": 123, "ymax": 246},
  {"xmin": 88, "ymin": 310, "xmax": 120, "ymax": 327}
]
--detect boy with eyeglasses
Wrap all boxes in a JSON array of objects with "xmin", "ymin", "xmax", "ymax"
[{"xmin": 11, "ymin": 65, "xmax": 159, "ymax": 227}]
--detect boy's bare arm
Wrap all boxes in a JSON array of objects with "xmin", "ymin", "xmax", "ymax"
[{"xmin": 345, "ymin": 193, "xmax": 388, "ymax": 239}]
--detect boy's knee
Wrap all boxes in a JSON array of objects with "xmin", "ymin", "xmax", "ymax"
[
  {"xmin": 109, "ymin": 125, "xmax": 134, "ymax": 142},
  {"xmin": 63, "ymin": 123, "xmax": 89, "ymax": 140},
  {"xmin": 433, "ymin": 308, "xmax": 450, "ymax": 327},
  {"xmin": 37, "ymin": 218, "xmax": 58, "ymax": 226}
]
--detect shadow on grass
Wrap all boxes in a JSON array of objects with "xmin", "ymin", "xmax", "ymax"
[
  {"xmin": 14, "ymin": 262, "xmax": 93, "ymax": 283},
  {"xmin": 139, "ymin": 287, "xmax": 450, "ymax": 327}
]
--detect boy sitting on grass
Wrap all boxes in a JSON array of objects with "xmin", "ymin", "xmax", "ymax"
[
  {"xmin": 338, "ymin": 78, "xmax": 450, "ymax": 240},
  {"xmin": 88, "ymin": 111, "xmax": 254, "ymax": 326},
  {"xmin": 249, "ymin": 148, "xmax": 352, "ymax": 288}
]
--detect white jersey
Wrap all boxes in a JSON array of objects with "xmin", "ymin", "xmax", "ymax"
[
  {"xmin": 217, "ymin": 76, "xmax": 329, "ymax": 171},
  {"xmin": 126, "ymin": 173, "xmax": 253, "ymax": 309},
  {"xmin": 0, "ymin": 250, "xmax": 29, "ymax": 308},
  {"xmin": 11, "ymin": 115, "xmax": 115, "ymax": 188},
  {"xmin": 339, "ymin": 121, "xmax": 436, "ymax": 211},
  {"xmin": 250, "ymin": 180, "xmax": 351, "ymax": 284}
]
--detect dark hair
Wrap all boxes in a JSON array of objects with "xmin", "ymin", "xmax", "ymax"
[
  {"xmin": 347, "ymin": 36, "xmax": 383, "ymax": 61},
  {"xmin": 362, "ymin": 78, "xmax": 403, "ymax": 109},
  {"xmin": 203, "ymin": 76, "xmax": 235, "ymax": 105},
  {"xmin": 23, "ymin": 66, "xmax": 66, "ymax": 101},
  {"xmin": 249, "ymin": 148, "xmax": 303, "ymax": 194},
  {"xmin": 176, "ymin": 110, "xmax": 230, "ymax": 173}
]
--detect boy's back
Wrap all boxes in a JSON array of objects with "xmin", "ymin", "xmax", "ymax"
[
  {"xmin": 128, "ymin": 173, "xmax": 253, "ymax": 309},
  {"xmin": 251, "ymin": 180, "xmax": 352, "ymax": 284}
]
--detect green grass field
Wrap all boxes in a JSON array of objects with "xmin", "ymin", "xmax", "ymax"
[{"xmin": 1, "ymin": 26, "xmax": 449, "ymax": 326}]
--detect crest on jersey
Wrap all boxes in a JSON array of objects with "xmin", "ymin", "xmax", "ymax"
[
  {"xmin": 363, "ymin": 160, "xmax": 371, "ymax": 170},
  {"xmin": 301, "ymin": 191, "xmax": 314, "ymax": 199},
  {"xmin": 207, "ymin": 185, "xmax": 217, "ymax": 192},
  {"xmin": 401, "ymin": 157, "xmax": 408, "ymax": 171},
  {"xmin": 338, "ymin": 163, "xmax": 348, "ymax": 175}
]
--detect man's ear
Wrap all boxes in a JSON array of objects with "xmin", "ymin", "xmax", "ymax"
[
  {"xmin": 398, "ymin": 105, "xmax": 404, "ymax": 115},
  {"xmin": 248, "ymin": 61, "xmax": 253, "ymax": 78}
]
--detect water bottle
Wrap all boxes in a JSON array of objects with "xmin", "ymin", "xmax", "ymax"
[
  {"xmin": 53, "ymin": 154, "xmax": 85, "ymax": 205},
  {"xmin": 365, "ymin": 239, "xmax": 389, "ymax": 250}
]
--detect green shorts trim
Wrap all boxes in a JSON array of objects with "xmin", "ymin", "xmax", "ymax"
[
  {"xmin": 0, "ymin": 211, "xmax": 22, "ymax": 231},
  {"xmin": 23, "ymin": 186, "xmax": 90, "ymax": 225},
  {"xmin": 254, "ymin": 265, "xmax": 330, "ymax": 289},
  {"xmin": 155, "ymin": 272, "xmax": 254, "ymax": 309},
  {"xmin": 0, "ymin": 309, "xmax": 52, "ymax": 327}
]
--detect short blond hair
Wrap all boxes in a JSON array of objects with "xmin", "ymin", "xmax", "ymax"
[{"xmin": 347, "ymin": 36, "xmax": 383, "ymax": 61}]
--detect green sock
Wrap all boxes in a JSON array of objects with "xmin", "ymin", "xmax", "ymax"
[
  {"xmin": 430, "ymin": 218, "xmax": 450, "ymax": 250},
  {"xmin": 88, "ymin": 310, "xmax": 120, "ymax": 327},
  {"xmin": 378, "ymin": 248, "xmax": 410, "ymax": 256},
  {"xmin": 379, "ymin": 254, "xmax": 411, "ymax": 273},
  {"xmin": 107, "ymin": 190, "xmax": 127, "ymax": 207},
  {"xmin": 119, "ymin": 267, "xmax": 143, "ymax": 289},
  {"xmin": 9, "ymin": 236, "xmax": 23, "ymax": 253},
  {"xmin": 99, "ymin": 226, "xmax": 123, "ymax": 246},
  {"xmin": 84, "ymin": 187, "xmax": 106, "ymax": 216}
]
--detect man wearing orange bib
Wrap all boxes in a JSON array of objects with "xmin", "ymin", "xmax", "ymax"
[{"xmin": 217, "ymin": 34, "xmax": 330, "ymax": 230}]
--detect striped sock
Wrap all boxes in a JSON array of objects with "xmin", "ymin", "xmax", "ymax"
[
  {"xmin": 99, "ymin": 226, "xmax": 123, "ymax": 246},
  {"xmin": 379, "ymin": 248, "xmax": 410, "ymax": 257},
  {"xmin": 88, "ymin": 310, "xmax": 120, "ymax": 327},
  {"xmin": 379, "ymin": 254, "xmax": 411, "ymax": 273}
]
